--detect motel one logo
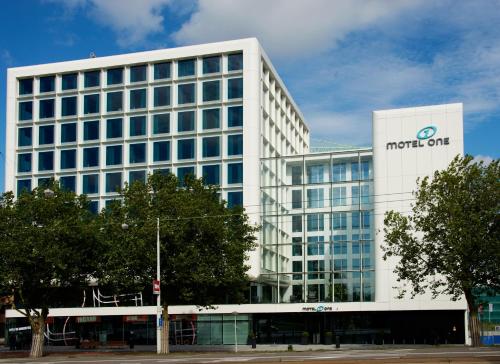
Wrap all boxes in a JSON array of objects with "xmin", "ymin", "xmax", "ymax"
[{"xmin": 386, "ymin": 125, "xmax": 450, "ymax": 150}]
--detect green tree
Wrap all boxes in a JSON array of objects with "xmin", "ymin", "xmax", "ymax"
[
  {"xmin": 0, "ymin": 182, "xmax": 100, "ymax": 358},
  {"xmin": 383, "ymin": 155, "xmax": 500, "ymax": 346}
]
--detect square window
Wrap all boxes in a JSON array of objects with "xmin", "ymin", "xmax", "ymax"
[
  {"xmin": 84, "ymin": 71, "xmax": 100, "ymax": 88},
  {"xmin": 177, "ymin": 166, "xmax": 195, "ymax": 185},
  {"xmin": 107, "ymin": 91, "xmax": 123, "ymax": 112},
  {"xmin": 177, "ymin": 139, "xmax": 195, "ymax": 160},
  {"xmin": 106, "ymin": 145, "xmax": 122, "ymax": 166},
  {"xmin": 129, "ymin": 170, "xmax": 146, "ymax": 184},
  {"xmin": 228, "ymin": 53, "xmax": 243, "ymax": 71},
  {"xmin": 178, "ymin": 59, "xmax": 195, "ymax": 77},
  {"xmin": 130, "ymin": 89, "xmax": 146, "ymax": 109},
  {"xmin": 83, "ymin": 147, "xmax": 99, "ymax": 167},
  {"xmin": 291, "ymin": 166, "xmax": 302, "ymax": 185},
  {"xmin": 38, "ymin": 151, "xmax": 54, "ymax": 171},
  {"xmin": 203, "ymin": 56, "xmax": 221, "ymax": 74},
  {"xmin": 228, "ymin": 105, "xmax": 243, "ymax": 127},
  {"xmin": 202, "ymin": 80, "xmax": 220, "ymax": 102},
  {"xmin": 178, "ymin": 83, "xmax": 195, "ymax": 104},
  {"xmin": 202, "ymin": 164, "xmax": 220, "ymax": 185},
  {"xmin": 227, "ymin": 162, "xmax": 243, "ymax": 184},
  {"xmin": 19, "ymin": 101, "xmax": 33, "ymax": 121},
  {"xmin": 17, "ymin": 179, "xmax": 32, "ymax": 196},
  {"xmin": 39, "ymin": 76, "xmax": 55, "ymax": 93},
  {"xmin": 107, "ymin": 68, "xmax": 123, "ymax": 85},
  {"xmin": 177, "ymin": 110, "xmax": 195, "ymax": 132},
  {"xmin": 82, "ymin": 174, "xmax": 99, "ymax": 194},
  {"xmin": 39, "ymin": 125, "xmax": 54, "ymax": 145},
  {"xmin": 129, "ymin": 143, "xmax": 146, "ymax": 163},
  {"xmin": 202, "ymin": 108, "xmax": 220, "ymax": 129},
  {"xmin": 307, "ymin": 213, "xmax": 324, "ymax": 232},
  {"xmin": 292, "ymin": 215, "xmax": 302, "ymax": 232},
  {"xmin": 62, "ymin": 73, "xmax": 78, "ymax": 90},
  {"xmin": 83, "ymin": 120, "xmax": 99, "ymax": 141},
  {"xmin": 18, "ymin": 127, "xmax": 32, "ymax": 147},
  {"xmin": 19, "ymin": 78, "xmax": 33, "ymax": 95},
  {"xmin": 228, "ymin": 78, "xmax": 243, "ymax": 99},
  {"xmin": 227, "ymin": 134, "xmax": 243, "ymax": 155},
  {"xmin": 332, "ymin": 163, "xmax": 346, "ymax": 182},
  {"xmin": 154, "ymin": 62, "xmax": 171, "ymax": 80},
  {"xmin": 154, "ymin": 86, "xmax": 171, "ymax": 107},
  {"xmin": 39, "ymin": 99, "xmax": 55, "ymax": 119},
  {"xmin": 130, "ymin": 65, "xmax": 147, "ymax": 83},
  {"xmin": 84, "ymin": 94, "xmax": 100, "ymax": 114},
  {"xmin": 307, "ymin": 165, "xmax": 324, "ymax": 183},
  {"xmin": 18, "ymin": 153, "xmax": 32, "ymax": 173},
  {"xmin": 60, "ymin": 176, "xmax": 76, "ymax": 192},
  {"xmin": 106, "ymin": 118, "xmax": 123, "ymax": 139},
  {"xmin": 307, "ymin": 188, "xmax": 324, "ymax": 208},
  {"xmin": 60, "ymin": 149, "xmax": 76, "ymax": 169},
  {"xmin": 129, "ymin": 116, "xmax": 146, "ymax": 136},
  {"xmin": 61, "ymin": 96, "xmax": 77, "ymax": 117},
  {"xmin": 153, "ymin": 141, "xmax": 170, "ymax": 162},
  {"xmin": 154, "ymin": 168, "xmax": 170, "ymax": 176},
  {"xmin": 291, "ymin": 190, "xmax": 302, "ymax": 209},
  {"xmin": 202, "ymin": 136, "xmax": 220, "ymax": 157},
  {"xmin": 153, "ymin": 114, "xmax": 170, "ymax": 134},
  {"xmin": 106, "ymin": 172, "xmax": 122, "ymax": 192},
  {"xmin": 61, "ymin": 123, "xmax": 77, "ymax": 143},
  {"xmin": 88, "ymin": 201, "xmax": 99, "ymax": 214},
  {"xmin": 227, "ymin": 191, "xmax": 243, "ymax": 208}
]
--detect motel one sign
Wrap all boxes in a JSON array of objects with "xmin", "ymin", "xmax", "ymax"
[{"xmin": 386, "ymin": 126, "xmax": 450, "ymax": 150}]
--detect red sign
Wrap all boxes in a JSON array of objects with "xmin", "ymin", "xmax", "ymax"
[{"xmin": 153, "ymin": 279, "xmax": 160, "ymax": 294}]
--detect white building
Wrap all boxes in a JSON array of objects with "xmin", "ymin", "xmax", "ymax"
[{"xmin": 4, "ymin": 39, "xmax": 467, "ymax": 346}]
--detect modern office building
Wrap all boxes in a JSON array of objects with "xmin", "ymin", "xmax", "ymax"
[{"xmin": 4, "ymin": 39, "xmax": 470, "ymax": 346}]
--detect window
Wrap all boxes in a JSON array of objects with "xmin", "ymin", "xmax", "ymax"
[
  {"xmin": 130, "ymin": 89, "xmax": 146, "ymax": 109},
  {"xmin": 291, "ymin": 190, "xmax": 302, "ymax": 209},
  {"xmin": 292, "ymin": 215, "xmax": 302, "ymax": 232},
  {"xmin": 106, "ymin": 172, "xmax": 122, "ymax": 193},
  {"xmin": 84, "ymin": 94, "xmax": 99, "ymax": 114},
  {"xmin": 307, "ymin": 188, "xmax": 324, "ymax": 208},
  {"xmin": 39, "ymin": 99, "xmax": 55, "ymax": 119},
  {"xmin": 130, "ymin": 143, "xmax": 146, "ymax": 163},
  {"xmin": 177, "ymin": 110, "xmax": 195, "ymax": 132},
  {"xmin": 202, "ymin": 108, "xmax": 220, "ymax": 129},
  {"xmin": 307, "ymin": 236, "xmax": 325, "ymax": 255},
  {"xmin": 18, "ymin": 127, "xmax": 32, "ymax": 147},
  {"xmin": 292, "ymin": 261, "xmax": 302, "ymax": 280},
  {"xmin": 333, "ymin": 259, "xmax": 347, "ymax": 272},
  {"xmin": 39, "ymin": 178, "xmax": 53, "ymax": 188},
  {"xmin": 153, "ymin": 141, "xmax": 170, "ymax": 162},
  {"xmin": 107, "ymin": 91, "xmax": 123, "ymax": 112},
  {"xmin": 60, "ymin": 149, "xmax": 76, "ymax": 169},
  {"xmin": 154, "ymin": 86, "xmax": 170, "ymax": 107},
  {"xmin": 307, "ymin": 165, "xmax": 324, "ymax": 183},
  {"xmin": 83, "ymin": 120, "xmax": 99, "ymax": 141},
  {"xmin": 129, "ymin": 170, "xmax": 146, "ymax": 184},
  {"xmin": 106, "ymin": 118, "xmax": 123, "ymax": 139},
  {"xmin": 228, "ymin": 53, "xmax": 243, "ymax": 71},
  {"xmin": 83, "ymin": 147, "xmax": 99, "ymax": 167},
  {"xmin": 333, "ymin": 236, "xmax": 348, "ymax": 255},
  {"xmin": 292, "ymin": 237, "xmax": 302, "ymax": 256},
  {"xmin": 202, "ymin": 164, "xmax": 220, "ymax": 185},
  {"xmin": 62, "ymin": 73, "xmax": 77, "ymax": 90},
  {"xmin": 39, "ymin": 76, "xmax": 55, "ymax": 93},
  {"xmin": 177, "ymin": 166, "xmax": 195, "ymax": 185},
  {"xmin": 332, "ymin": 212, "xmax": 347, "ymax": 230},
  {"xmin": 307, "ymin": 213, "xmax": 324, "ymax": 232},
  {"xmin": 39, "ymin": 125, "xmax": 54, "ymax": 145},
  {"xmin": 177, "ymin": 139, "xmax": 195, "ymax": 160},
  {"xmin": 178, "ymin": 59, "xmax": 195, "ymax": 77},
  {"xmin": 84, "ymin": 71, "xmax": 100, "ymax": 88},
  {"xmin": 107, "ymin": 68, "xmax": 123, "ymax": 85},
  {"xmin": 362, "ymin": 211, "xmax": 371, "ymax": 228},
  {"xmin": 154, "ymin": 168, "xmax": 170, "ymax": 176},
  {"xmin": 129, "ymin": 116, "xmax": 146, "ymax": 136},
  {"xmin": 106, "ymin": 145, "xmax": 122, "ymax": 166},
  {"xmin": 332, "ymin": 186, "xmax": 346, "ymax": 207},
  {"xmin": 88, "ymin": 201, "xmax": 99, "ymax": 214},
  {"xmin": 203, "ymin": 56, "xmax": 220, "ymax": 74},
  {"xmin": 19, "ymin": 101, "xmax": 33, "ymax": 121},
  {"xmin": 228, "ymin": 105, "xmax": 243, "ymax": 127},
  {"xmin": 59, "ymin": 176, "xmax": 76, "ymax": 192},
  {"xmin": 228, "ymin": 78, "xmax": 243, "ymax": 99},
  {"xmin": 178, "ymin": 83, "xmax": 195, "ymax": 104},
  {"xmin": 38, "ymin": 151, "xmax": 54, "ymax": 171},
  {"xmin": 202, "ymin": 136, "xmax": 220, "ymax": 157},
  {"xmin": 17, "ymin": 179, "xmax": 32, "ymax": 196},
  {"xmin": 19, "ymin": 78, "xmax": 33, "ymax": 95},
  {"xmin": 153, "ymin": 114, "xmax": 169, "ymax": 134},
  {"xmin": 227, "ymin": 162, "xmax": 243, "ymax": 184},
  {"xmin": 291, "ymin": 166, "xmax": 302, "ymax": 185},
  {"xmin": 61, "ymin": 96, "xmax": 77, "ymax": 117},
  {"xmin": 154, "ymin": 62, "xmax": 171, "ymax": 80},
  {"xmin": 307, "ymin": 260, "xmax": 325, "ymax": 279},
  {"xmin": 130, "ymin": 65, "xmax": 147, "ymax": 83},
  {"xmin": 82, "ymin": 174, "xmax": 99, "ymax": 194},
  {"xmin": 351, "ymin": 161, "xmax": 371, "ymax": 180},
  {"xmin": 227, "ymin": 191, "xmax": 243, "ymax": 208},
  {"xmin": 332, "ymin": 163, "xmax": 346, "ymax": 182},
  {"xmin": 361, "ymin": 185, "xmax": 370, "ymax": 204},
  {"xmin": 351, "ymin": 185, "xmax": 359, "ymax": 206},
  {"xmin": 18, "ymin": 153, "xmax": 31, "ymax": 172},
  {"xmin": 202, "ymin": 80, "xmax": 220, "ymax": 102}
]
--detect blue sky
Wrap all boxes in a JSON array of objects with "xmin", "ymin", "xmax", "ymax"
[{"xmin": 1, "ymin": 0, "xmax": 499, "ymax": 192}]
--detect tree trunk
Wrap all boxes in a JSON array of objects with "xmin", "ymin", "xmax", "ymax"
[
  {"xmin": 469, "ymin": 309, "xmax": 481, "ymax": 347},
  {"xmin": 161, "ymin": 305, "xmax": 169, "ymax": 354},
  {"xmin": 29, "ymin": 315, "xmax": 45, "ymax": 358}
]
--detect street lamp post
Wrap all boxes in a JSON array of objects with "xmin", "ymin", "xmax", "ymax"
[
  {"xmin": 156, "ymin": 217, "xmax": 162, "ymax": 354},
  {"xmin": 232, "ymin": 311, "xmax": 238, "ymax": 353}
]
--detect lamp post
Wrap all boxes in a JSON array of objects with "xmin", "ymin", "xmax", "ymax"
[{"xmin": 232, "ymin": 311, "xmax": 238, "ymax": 353}]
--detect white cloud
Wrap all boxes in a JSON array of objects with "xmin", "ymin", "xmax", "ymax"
[
  {"xmin": 0, "ymin": 49, "xmax": 13, "ymax": 66},
  {"xmin": 473, "ymin": 155, "xmax": 495, "ymax": 165}
]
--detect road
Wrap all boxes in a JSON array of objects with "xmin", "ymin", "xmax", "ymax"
[{"xmin": 1, "ymin": 347, "xmax": 500, "ymax": 364}]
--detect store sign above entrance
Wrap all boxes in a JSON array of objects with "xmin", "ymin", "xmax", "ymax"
[
  {"xmin": 386, "ymin": 125, "xmax": 449, "ymax": 150},
  {"xmin": 301, "ymin": 305, "xmax": 335, "ymax": 312}
]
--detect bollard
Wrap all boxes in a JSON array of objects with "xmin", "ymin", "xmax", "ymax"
[{"xmin": 335, "ymin": 335, "xmax": 340, "ymax": 349}]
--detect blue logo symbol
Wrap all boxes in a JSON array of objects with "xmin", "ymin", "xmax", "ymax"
[
  {"xmin": 316, "ymin": 305, "xmax": 324, "ymax": 312},
  {"xmin": 417, "ymin": 126, "xmax": 437, "ymax": 140}
]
